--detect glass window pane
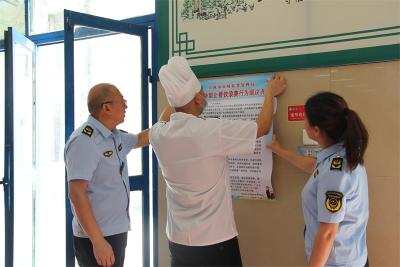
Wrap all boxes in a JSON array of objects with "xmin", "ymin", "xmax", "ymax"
[
  {"xmin": 0, "ymin": 1, "xmax": 25, "ymax": 40},
  {"xmin": 125, "ymin": 190, "xmax": 143, "ymax": 267},
  {"xmin": 0, "ymin": 51, "xmax": 5, "ymax": 267},
  {"xmin": 13, "ymin": 42, "xmax": 34, "ymax": 267},
  {"xmin": 30, "ymin": 0, "xmax": 155, "ymax": 35},
  {"xmin": 35, "ymin": 43, "xmax": 66, "ymax": 267},
  {"xmin": 73, "ymin": 31, "xmax": 143, "ymax": 176}
]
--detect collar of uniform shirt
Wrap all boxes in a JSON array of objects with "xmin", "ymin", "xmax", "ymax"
[
  {"xmin": 316, "ymin": 142, "xmax": 344, "ymax": 163},
  {"xmin": 88, "ymin": 115, "xmax": 113, "ymax": 138},
  {"xmin": 169, "ymin": 112, "xmax": 197, "ymax": 120}
]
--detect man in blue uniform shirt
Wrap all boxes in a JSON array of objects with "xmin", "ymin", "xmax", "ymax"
[{"xmin": 64, "ymin": 83, "xmax": 150, "ymax": 267}]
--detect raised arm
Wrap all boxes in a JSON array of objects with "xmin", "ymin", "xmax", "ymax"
[
  {"xmin": 256, "ymin": 75, "xmax": 287, "ymax": 138},
  {"xmin": 134, "ymin": 129, "xmax": 150, "ymax": 148},
  {"xmin": 133, "ymin": 106, "xmax": 174, "ymax": 149},
  {"xmin": 266, "ymin": 135, "xmax": 316, "ymax": 174},
  {"xmin": 159, "ymin": 105, "xmax": 175, "ymax": 122}
]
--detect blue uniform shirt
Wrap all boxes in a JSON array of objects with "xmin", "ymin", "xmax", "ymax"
[
  {"xmin": 302, "ymin": 142, "xmax": 369, "ymax": 266},
  {"xmin": 64, "ymin": 116, "xmax": 138, "ymax": 237}
]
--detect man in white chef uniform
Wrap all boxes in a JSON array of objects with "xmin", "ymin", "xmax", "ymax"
[{"xmin": 150, "ymin": 56, "xmax": 287, "ymax": 266}]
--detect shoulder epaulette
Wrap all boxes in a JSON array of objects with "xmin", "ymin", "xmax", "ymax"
[
  {"xmin": 330, "ymin": 156, "xmax": 343, "ymax": 171},
  {"xmin": 82, "ymin": 126, "xmax": 93, "ymax": 137}
]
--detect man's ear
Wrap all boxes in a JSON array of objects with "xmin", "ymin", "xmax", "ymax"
[
  {"xmin": 193, "ymin": 93, "xmax": 202, "ymax": 106},
  {"xmin": 102, "ymin": 103, "xmax": 112, "ymax": 113}
]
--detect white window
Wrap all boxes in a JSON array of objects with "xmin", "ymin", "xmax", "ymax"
[{"xmin": 30, "ymin": 0, "xmax": 155, "ymax": 34}]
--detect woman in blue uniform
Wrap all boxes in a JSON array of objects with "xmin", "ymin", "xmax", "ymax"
[{"xmin": 267, "ymin": 92, "xmax": 369, "ymax": 267}]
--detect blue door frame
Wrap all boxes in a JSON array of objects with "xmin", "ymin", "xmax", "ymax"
[
  {"xmin": 64, "ymin": 10, "xmax": 151, "ymax": 267},
  {"xmin": 3, "ymin": 27, "xmax": 36, "ymax": 267},
  {"xmin": 2, "ymin": 12, "xmax": 159, "ymax": 267},
  {"xmin": 3, "ymin": 27, "xmax": 14, "ymax": 267}
]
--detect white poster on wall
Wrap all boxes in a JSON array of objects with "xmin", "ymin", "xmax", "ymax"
[{"xmin": 201, "ymin": 74, "xmax": 276, "ymax": 200}]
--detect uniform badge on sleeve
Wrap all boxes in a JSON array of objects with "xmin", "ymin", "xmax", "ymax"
[
  {"xmin": 118, "ymin": 144, "xmax": 122, "ymax": 151},
  {"xmin": 103, "ymin": 151, "xmax": 113, "ymax": 157},
  {"xmin": 330, "ymin": 157, "xmax": 343, "ymax": 171},
  {"xmin": 325, "ymin": 191, "xmax": 344, "ymax": 212},
  {"xmin": 82, "ymin": 126, "xmax": 93, "ymax": 137}
]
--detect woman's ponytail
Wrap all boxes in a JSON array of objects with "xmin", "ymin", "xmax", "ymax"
[{"xmin": 343, "ymin": 109, "xmax": 369, "ymax": 170}]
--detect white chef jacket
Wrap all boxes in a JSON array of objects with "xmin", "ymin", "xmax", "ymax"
[{"xmin": 150, "ymin": 112, "xmax": 257, "ymax": 246}]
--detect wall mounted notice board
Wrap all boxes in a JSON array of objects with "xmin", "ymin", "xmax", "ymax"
[{"xmin": 157, "ymin": 0, "xmax": 400, "ymax": 76}]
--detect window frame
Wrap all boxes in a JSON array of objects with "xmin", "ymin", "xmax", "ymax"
[{"xmin": 1, "ymin": 2, "xmax": 158, "ymax": 267}]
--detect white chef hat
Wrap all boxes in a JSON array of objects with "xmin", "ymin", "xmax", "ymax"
[{"xmin": 158, "ymin": 56, "xmax": 201, "ymax": 107}]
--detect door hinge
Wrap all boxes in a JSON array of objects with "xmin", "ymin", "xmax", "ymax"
[{"xmin": 147, "ymin": 68, "xmax": 152, "ymax": 84}]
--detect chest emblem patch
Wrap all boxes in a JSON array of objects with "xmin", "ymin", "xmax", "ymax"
[
  {"xmin": 330, "ymin": 157, "xmax": 343, "ymax": 171},
  {"xmin": 82, "ymin": 126, "xmax": 93, "ymax": 137},
  {"xmin": 325, "ymin": 191, "xmax": 344, "ymax": 212},
  {"xmin": 103, "ymin": 151, "xmax": 113, "ymax": 157},
  {"xmin": 118, "ymin": 144, "xmax": 122, "ymax": 151}
]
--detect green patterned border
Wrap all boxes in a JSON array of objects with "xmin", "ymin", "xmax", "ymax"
[
  {"xmin": 191, "ymin": 44, "xmax": 400, "ymax": 78},
  {"xmin": 157, "ymin": 0, "xmax": 400, "ymax": 77}
]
